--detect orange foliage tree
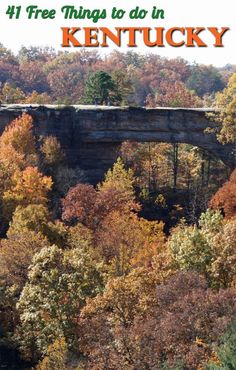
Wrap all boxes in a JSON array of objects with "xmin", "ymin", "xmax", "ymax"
[
  {"xmin": 79, "ymin": 271, "xmax": 236, "ymax": 370},
  {"xmin": 95, "ymin": 211, "xmax": 165, "ymax": 276},
  {"xmin": 0, "ymin": 113, "xmax": 38, "ymax": 194},
  {"xmin": 62, "ymin": 158, "xmax": 140, "ymax": 229},
  {"xmin": 209, "ymin": 170, "xmax": 236, "ymax": 218},
  {"xmin": 0, "ymin": 113, "xmax": 36, "ymax": 160}
]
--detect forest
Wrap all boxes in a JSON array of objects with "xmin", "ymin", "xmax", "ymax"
[{"xmin": 0, "ymin": 43, "xmax": 235, "ymax": 370}]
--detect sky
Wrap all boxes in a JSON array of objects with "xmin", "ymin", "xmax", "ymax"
[{"xmin": 0, "ymin": 0, "xmax": 235, "ymax": 66}]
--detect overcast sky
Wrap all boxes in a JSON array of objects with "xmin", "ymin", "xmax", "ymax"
[{"xmin": 0, "ymin": 0, "xmax": 235, "ymax": 66}]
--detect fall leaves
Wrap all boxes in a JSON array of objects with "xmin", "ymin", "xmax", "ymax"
[
  {"xmin": 209, "ymin": 170, "xmax": 236, "ymax": 219},
  {"xmin": 0, "ymin": 43, "xmax": 235, "ymax": 369},
  {"xmin": 79, "ymin": 271, "xmax": 235, "ymax": 370},
  {"xmin": 0, "ymin": 113, "xmax": 235, "ymax": 370},
  {"xmin": 213, "ymin": 73, "xmax": 236, "ymax": 144},
  {"xmin": 0, "ymin": 114, "xmax": 52, "ymax": 223},
  {"xmin": 0, "ymin": 43, "xmax": 230, "ymax": 106}
]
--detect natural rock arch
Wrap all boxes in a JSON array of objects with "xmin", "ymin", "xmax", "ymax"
[{"xmin": 0, "ymin": 105, "xmax": 234, "ymax": 183}]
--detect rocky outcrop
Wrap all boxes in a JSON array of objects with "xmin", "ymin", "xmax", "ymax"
[{"xmin": 0, "ymin": 105, "xmax": 234, "ymax": 183}]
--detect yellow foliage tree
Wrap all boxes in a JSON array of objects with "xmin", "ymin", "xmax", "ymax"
[
  {"xmin": 0, "ymin": 113, "xmax": 38, "ymax": 192},
  {"xmin": 40, "ymin": 136, "xmax": 65, "ymax": 168},
  {"xmin": 0, "ymin": 82, "xmax": 25, "ymax": 104},
  {"xmin": 98, "ymin": 157, "xmax": 135, "ymax": 196},
  {"xmin": 95, "ymin": 211, "xmax": 165, "ymax": 276},
  {"xmin": 36, "ymin": 337, "xmax": 68, "ymax": 370},
  {"xmin": 214, "ymin": 73, "xmax": 236, "ymax": 144},
  {"xmin": 3, "ymin": 166, "xmax": 52, "ymax": 218},
  {"xmin": 24, "ymin": 90, "xmax": 52, "ymax": 104}
]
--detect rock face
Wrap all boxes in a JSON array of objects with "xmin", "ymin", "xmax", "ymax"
[{"xmin": 0, "ymin": 105, "xmax": 235, "ymax": 183}]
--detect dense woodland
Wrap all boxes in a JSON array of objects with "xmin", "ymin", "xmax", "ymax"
[
  {"xmin": 0, "ymin": 44, "xmax": 236, "ymax": 370},
  {"xmin": 0, "ymin": 43, "xmax": 236, "ymax": 106}
]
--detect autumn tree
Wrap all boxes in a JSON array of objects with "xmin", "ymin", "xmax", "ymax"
[
  {"xmin": 62, "ymin": 184, "xmax": 97, "ymax": 227},
  {"xmin": 3, "ymin": 166, "xmax": 52, "ymax": 218},
  {"xmin": 78, "ymin": 268, "xmax": 156, "ymax": 369},
  {"xmin": 98, "ymin": 157, "xmax": 137, "ymax": 203},
  {"xmin": 67, "ymin": 223, "xmax": 93, "ymax": 250},
  {"xmin": 35, "ymin": 338, "xmax": 69, "ymax": 370},
  {"xmin": 95, "ymin": 211, "xmax": 165, "ymax": 276},
  {"xmin": 53, "ymin": 166, "xmax": 86, "ymax": 197},
  {"xmin": 18, "ymin": 46, "xmax": 56, "ymax": 63},
  {"xmin": 62, "ymin": 158, "xmax": 139, "ymax": 229},
  {"xmin": 0, "ymin": 231, "xmax": 51, "ymax": 365},
  {"xmin": 0, "ymin": 231, "xmax": 50, "ymax": 291},
  {"xmin": 62, "ymin": 184, "xmax": 136, "ymax": 230},
  {"xmin": 0, "ymin": 49, "xmax": 17, "ymax": 66},
  {"xmin": 79, "ymin": 271, "xmax": 235, "ymax": 370},
  {"xmin": 0, "ymin": 113, "xmax": 38, "ymax": 180},
  {"xmin": 177, "ymin": 145, "xmax": 203, "ymax": 189},
  {"xmin": 169, "ymin": 209, "xmax": 236, "ymax": 287},
  {"xmin": 40, "ymin": 136, "xmax": 65, "ymax": 169},
  {"xmin": 213, "ymin": 73, "xmax": 236, "ymax": 144},
  {"xmin": 111, "ymin": 69, "xmax": 134, "ymax": 105},
  {"xmin": 0, "ymin": 113, "xmax": 35, "ymax": 156},
  {"xmin": 7, "ymin": 204, "xmax": 51, "ymax": 237},
  {"xmin": 120, "ymin": 141, "xmax": 174, "ymax": 193},
  {"xmin": 6, "ymin": 203, "xmax": 71, "ymax": 248},
  {"xmin": 135, "ymin": 272, "xmax": 235, "ymax": 370},
  {"xmin": 153, "ymin": 80, "xmax": 202, "ymax": 108},
  {"xmin": 209, "ymin": 169, "xmax": 236, "ymax": 218},
  {"xmin": 24, "ymin": 91, "xmax": 52, "ymax": 104},
  {"xmin": 169, "ymin": 223, "xmax": 213, "ymax": 276},
  {"xmin": 19, "ymin": 61, "xmax": 49, "ymax": 93},
  {"xmin": 46, "ymin": 65, "xmax": 85, "ymax": 104},
  {"xmin": 0, "ymin": 57, "xmax": 19, "ymax": 87},
  {"xmin": 0, "ymin": 82, "xmax": 25, "ymax": 103},
  {"xmin": 208, "ymin": 217, "xmax": 236, "ymax": 288},
  {"xmin": 16, "ymin": 244, "xmax": 104, "ymax": 361},
  {"xmin": 0, "ymin": 114, "xmax": 40, "ymax": 224}
]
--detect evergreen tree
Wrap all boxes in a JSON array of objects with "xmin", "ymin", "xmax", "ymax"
[
  {"xmin": 84, "ymin": 70, "xmax": 119, "ymax": 105},
  {"xmin": 205, "ymin": 321, "xmax": 236, "ymax": 370}
]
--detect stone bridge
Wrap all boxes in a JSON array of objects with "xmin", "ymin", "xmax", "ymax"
[{"xmin": 0, "ymin": 105, "xmax": 235, "ymax": 183}]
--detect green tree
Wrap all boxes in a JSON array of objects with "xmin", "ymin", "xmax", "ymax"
[
  {"xmin": 169, "ymin": 209, "xmax": 236, "ymax": 288},
  {"xmin": 84, "ymin": 70, "xmax": 119, "ymax": 105},
  {"xmin": 205, "ymin": 321, "xmax": 236, "ymax": 370},
  {"xmin": 169, "ymin": 222, "xmax": 213, "ymax": 275},
  {"xmin": 111, "ymin": 69, "xmax": 134, "ymax": 105},
  {"xmin": 186, "ymin": 64, "xmax": 225, "ymax": 97}
]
